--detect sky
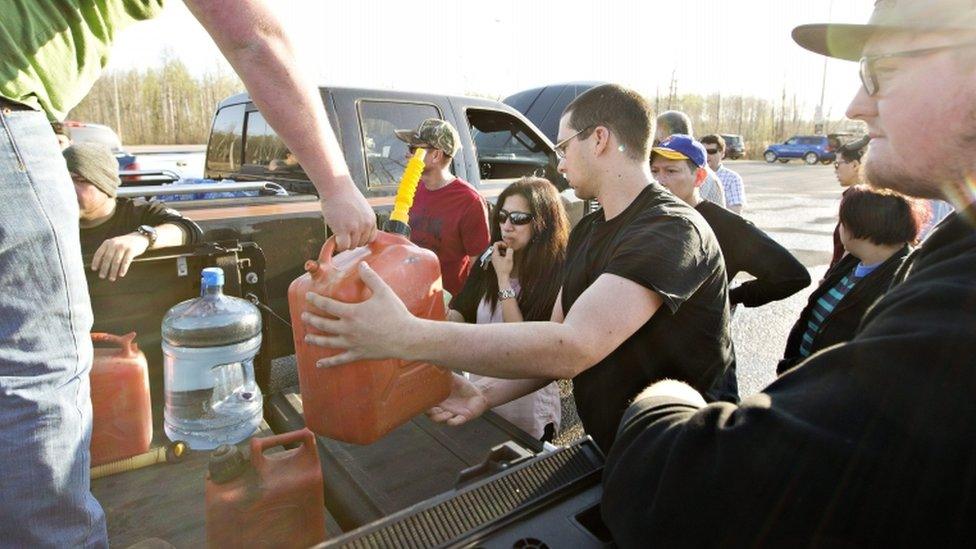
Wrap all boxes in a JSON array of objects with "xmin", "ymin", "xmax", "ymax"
[{"xmin": 108, "ymin": 0, "xmax": 875, "ymax": 120}]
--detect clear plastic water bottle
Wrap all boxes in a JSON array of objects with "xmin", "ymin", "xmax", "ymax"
[{"xmin": 162, "ymin": 267, "xmax": 263, "ymax": 449}]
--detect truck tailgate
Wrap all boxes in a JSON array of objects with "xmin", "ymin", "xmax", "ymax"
[{"xmin": 266, "ymin": 385, "xmax": 544, "ymax": 532}]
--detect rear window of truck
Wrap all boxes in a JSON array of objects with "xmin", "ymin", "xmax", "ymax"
[{"xmin": 357, "ymin": 100, "xmax": 442, "ymax": 188}]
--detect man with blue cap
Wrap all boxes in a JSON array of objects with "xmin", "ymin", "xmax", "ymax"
[
  {"xmin": 651, "ymin": 135, "xmax": 810, "ymax": 404},
  {"xmin": 602, "ymin": 1, "xmax": 976, "ymax": 545}
]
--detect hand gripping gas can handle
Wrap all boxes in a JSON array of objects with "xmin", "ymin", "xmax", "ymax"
[
  {"xmin": 90, "ymin": 332, "xmax": 139, "ymax": 357},
  {"xmin": 306, "ymin": 232, "xmax": 402, "ymax": 275},
  {"xmin": 249, "ymin": 428, "xmax": 316, "ymax": 471}
]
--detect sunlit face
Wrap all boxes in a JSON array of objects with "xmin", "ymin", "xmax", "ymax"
[
  {"xmin": 838, "ymin": 221, "xmax": 853, "ymax": 253},
  {"xmin": 704, "ymin": 144, "xmax": 723, "ymax": 171},
  {"xmin": 846, "ymin": 31, "xmax": 976, "ymax": 199},
  {"xmin": 651, "ymin": 156, "xmax": 700, "ymax": 205},
  {"xmin": 498, "ymin": 194, "xmax": 534, "ymax": 252},
  {"xmin": 404, "ymin": 145, "xmax": 448, "ymax": 175},
  {"xmin": 72, "ymin": 173, "xmax": 111, "ymax": 220},
  {"xmin": 835, "ymin": 158, "xmax": 861, "ymax": 187},
  {"xmin": 556, "ymin": 113, "xmax": 596, "ymax": 200}
]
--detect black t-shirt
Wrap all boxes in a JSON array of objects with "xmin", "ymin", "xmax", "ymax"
[
  {"xmin": 80, "ymin": 198, "xmax": 202, "ymax": 257},
  {"xmin": 561, "ymin": 183, "xmax": 733, "ymax": 451},
  {"xmin": 695, "ymin": 201, "xmax": 810, "ymax": 307}
]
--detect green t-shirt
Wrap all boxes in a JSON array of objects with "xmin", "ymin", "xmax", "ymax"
[{"xmin": 0, "ymin": 0, "xmax": 165, "ymax": 120}]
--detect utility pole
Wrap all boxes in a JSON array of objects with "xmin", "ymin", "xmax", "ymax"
[
  {"xmin": 112, "ymin": 71, "xmax": 123, "ymax": 142},
  {"xmin": 667, "ymin": 69, "xmax": 677, "ymax": 110},
  {"xmin": 716, "ymin": 91, "xmax": 722, "ymax": 131},
  {"xmin": 815, "ymin": 0, "xmax": 835, "ymax": 134}
]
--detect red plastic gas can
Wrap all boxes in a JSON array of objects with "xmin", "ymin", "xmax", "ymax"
[
  {"xmin": 205, "ymin": 428, "xmax": 326, "ymax": 548},
  {"xmin": 288, "ymin": 232, "xmax": 451, "ymax": 444},
  {"xmin": 89, "ymin": 332, "xmax": 152, "ymax": 466}
]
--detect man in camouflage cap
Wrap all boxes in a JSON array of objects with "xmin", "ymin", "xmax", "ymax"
[
  {"xmin": 393, "ymin": 118, "xmax": 489, "ymax": 296},
  {"xmin": 395, "ymin": 117, "xmax": 462, "ymax": 158},
  {"xmin": 601, "ymin": 1, "xmax": 976, "ymax": 545}
]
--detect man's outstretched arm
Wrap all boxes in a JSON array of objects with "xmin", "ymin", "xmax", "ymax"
[
  {"xmin": 184, "ymin": 0, "xmax": 375, "ymax": 251},
  {"xmin": 302, "ymin": 262, "xmax": 662, "ymax": 380}
]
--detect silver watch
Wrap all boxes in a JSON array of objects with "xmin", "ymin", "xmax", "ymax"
[{"xmin": 498, "ymin": 287, "xmax": 516, "ymax": 301}]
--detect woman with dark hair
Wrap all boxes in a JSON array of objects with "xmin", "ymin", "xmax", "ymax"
[
  {"xmin": 779, "ymin": 185, "xmax": 924, "ymax": 374},
  {"xmin": 441, "ymin": 176, "xmax": 569, "ymax": 441}
]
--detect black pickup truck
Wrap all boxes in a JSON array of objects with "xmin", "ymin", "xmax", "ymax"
[{"xmin": 88, "ymin": 86, "xmax": 602, "ymax": 544}]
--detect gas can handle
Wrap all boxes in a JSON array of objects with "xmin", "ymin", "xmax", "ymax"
[
  {"xmin": 90, "ymin": 332, "xmax": 138, "ymax": 356},
  {"xmin": 308, "ymin": 231, "xmax": 404, "ymax": 274},
  {"xmin": 370, "ymin": 230, "xmax": 400, "ymax": 251},
  {"xmin": 306, "ymin": 237, "xmax": 336, "ymax": 274},
  {"xmin": 250, "ymin": 428, "xmax": 315, "ymax": 469}
]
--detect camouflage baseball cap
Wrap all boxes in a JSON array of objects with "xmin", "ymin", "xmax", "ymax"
[
  {"xmin": 394, "ymin": 118, "xmax": 461, "ymax": 157},
  {"xmin": 793, "ymin": 0, "xmax": 976, "ymax": 61}
]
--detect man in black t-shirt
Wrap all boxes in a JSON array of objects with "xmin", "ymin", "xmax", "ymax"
[
  {"xmin": 651, "ymin": 134, "xmax": 810, "ymax": 402},
  {"xmin": 67, "ymin": 143, "xmax": 203, "ymax": 282},
  {"xmin": 299, "ymin": 84, "xmax": 733, "ymax": 452}
]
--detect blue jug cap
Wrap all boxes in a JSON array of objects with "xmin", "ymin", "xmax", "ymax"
[{"xmin": 202, "ymin": 267, "xmax": 224, "ymax": 287}]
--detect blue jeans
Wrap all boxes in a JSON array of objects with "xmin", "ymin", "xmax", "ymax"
[{"xmin": 0, "ymin": 107, "xmax": 107, "ymax": 547}]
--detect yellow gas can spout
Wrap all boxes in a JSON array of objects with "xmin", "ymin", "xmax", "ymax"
[{"xmin": 384, "ymin": 148, "xmax": 426, "ymax": 236}]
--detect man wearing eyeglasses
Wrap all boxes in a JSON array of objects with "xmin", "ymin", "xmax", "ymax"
[
  {"xmin": 303, "ymin": 84, "xmax": 733, "ymax": 453},
  {"xmin": 701, "ymin": 134, "xmax": 746, "ymax": 214},
  {"xmin": 394, "ymin": 118, "xmax": 490, "ymax": 296},
  {"xmin": 600, "ymin": 1, "xmax": 976, "ymax": 545}
]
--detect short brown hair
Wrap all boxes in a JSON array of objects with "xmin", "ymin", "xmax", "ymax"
[
  {"xmin": 839, "ymin": 185, "xmax": 923, "ymax": 246},
  {"xmin": 700, "ymin": 134, "xmax": 725, "ymax": 152},
  {"xmin": 564, "ymin": 84, "xmax": 654, "ymax": 161}
]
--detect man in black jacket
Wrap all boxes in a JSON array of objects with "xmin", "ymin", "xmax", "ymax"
[
  {"xmin": 651, "ymin": 134, "xmax": 809, "ymax": 401},
  {"xmin": 603, "ymin": 1, "xmax": 976, "ymax": 546}
]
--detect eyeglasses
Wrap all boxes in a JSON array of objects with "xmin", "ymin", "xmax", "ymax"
[
  {"xmin": 498, "ymin": 209, "xmax": 534, "ymax": 225},
  {"xmin": 408, "ymin": 145, "xmax": 430, "ymax": 154},
  {"xmin": 553, "ymin": 126, "xmax": 594, "ymax": 159},
  {"xmin": 705, "ymin": 148, "xmax": 721, "ymax": 155},
  {"xmin": 859, "ymin": 40, "xmax": 976, "ymax": 96}
]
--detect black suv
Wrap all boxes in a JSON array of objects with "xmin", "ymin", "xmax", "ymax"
[{"xmin": 720, "ymin": 134, "xmax": 745, "ymax": 160}]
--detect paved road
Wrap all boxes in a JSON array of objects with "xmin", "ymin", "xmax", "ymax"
[{"xmin": 726, "ymin": 160, "xmax": 841, "ymax": 396}]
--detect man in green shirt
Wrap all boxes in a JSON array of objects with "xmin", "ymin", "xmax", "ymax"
[{"xmin": 0, "ymin": 2, "xmax": 376, "ymax": 545}]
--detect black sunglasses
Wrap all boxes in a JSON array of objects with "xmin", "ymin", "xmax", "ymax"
[
  {"xmin": 859, "ymin": 40, "xmax": 976, "ymax": 96},
  {"xmin": 498, "ymin": 209, "xmax": 533, "ymax": 225},
  {"xmin": 705, "ymin": 148, "xmax": 721, "ymax": 155}
]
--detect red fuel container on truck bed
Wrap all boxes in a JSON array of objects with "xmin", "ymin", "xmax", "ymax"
[
  {"xmin": 288, "ymin": 232, "xmax": 451, "ymax": 444},
  {"xmin": 89, "ymin": 332, "xmax": 152, "ymax": 466},
  {"xmin": 205, "ymin": 428, "xmax": 326, "ymax": 548}
]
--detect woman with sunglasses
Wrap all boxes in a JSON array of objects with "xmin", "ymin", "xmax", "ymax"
[{"xmin": 443, "ymin": 177, "xmax": 570, "ymax": 442}]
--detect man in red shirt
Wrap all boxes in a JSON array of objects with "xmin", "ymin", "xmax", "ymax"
[{"xmin": 395, "ymin": 118, "xmax": 490, "ymax": 296}]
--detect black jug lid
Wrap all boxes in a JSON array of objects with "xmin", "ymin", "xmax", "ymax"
[{"xmin": 208, "ymin": 444, "xmax": 248, "ymax": 484}]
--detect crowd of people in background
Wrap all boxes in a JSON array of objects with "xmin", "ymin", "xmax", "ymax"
[{"xmin": 3, "ymin": 0, "xmax": 976, "ymax": 546}]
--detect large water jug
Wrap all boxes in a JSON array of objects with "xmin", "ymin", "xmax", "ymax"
[
  {"xmin": 288, "ymin": 232, "xmax": 451, "ymax": 444},
  {"xmin": 162, "ymin": 267, "xmax": 263, "ymax": 449}
]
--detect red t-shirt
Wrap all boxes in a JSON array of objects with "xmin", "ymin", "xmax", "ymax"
[{"xmin": 409, "ymin": 178, "xmax": 490, "ymax": 296}]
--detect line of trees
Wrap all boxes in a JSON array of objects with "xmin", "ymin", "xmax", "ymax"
[
  {"xmin": 69, "ymin": 57, "xmax": 242, "ymax": 145},
  {"xmin": 72, "ymin": 59, "xmax": 863, "ymax": 157},
  {"xmin": 651, "ymin": 90, "xmax": 865, "ymax": 158}
]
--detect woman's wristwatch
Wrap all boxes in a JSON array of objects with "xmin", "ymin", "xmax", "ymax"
[{"xmin": 498, "ymin": 287, "xmax": 516, "ymax": 301}]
